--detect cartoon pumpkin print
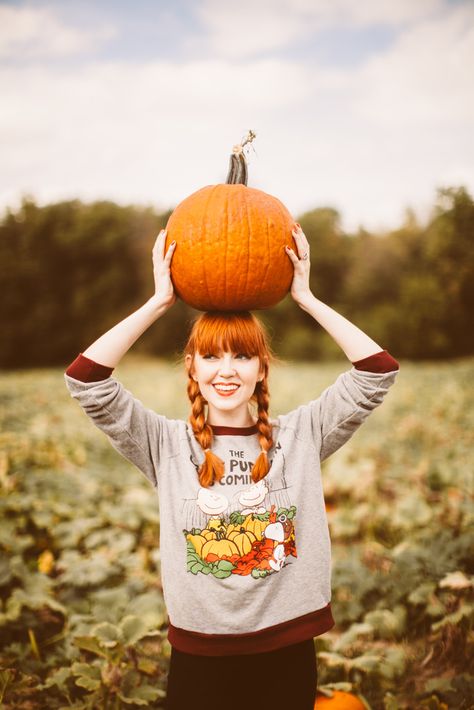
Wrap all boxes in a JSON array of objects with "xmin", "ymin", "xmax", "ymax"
[{"xmin": 184, "ymin": 481, "xmax": 298, "ymax": 580}]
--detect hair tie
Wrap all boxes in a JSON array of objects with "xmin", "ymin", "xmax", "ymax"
[{"xmin": 204, "ymin": 448, "xmax": 211, "ymax": 453}]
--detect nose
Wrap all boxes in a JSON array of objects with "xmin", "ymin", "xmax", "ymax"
[{"xmin": 218, "ymin": 354, "xmax": 236, "ymax": 377}]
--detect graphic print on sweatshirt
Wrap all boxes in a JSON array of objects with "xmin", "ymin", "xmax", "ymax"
[{"xmin": 182, "ymin": 444, "xmax": 298, "ymax": 580}]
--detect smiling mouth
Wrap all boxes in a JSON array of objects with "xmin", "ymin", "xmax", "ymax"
[{"xmin": 213, "ymin": 384, "xmax": 240, "ymax": 396}]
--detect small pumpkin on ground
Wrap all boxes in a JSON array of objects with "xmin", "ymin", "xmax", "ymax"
[
  {"xmin": 165, "ymin": 130, "xmax": 297, "ymax": 311},
  {"xmin": 314, "ymin": 690, "xmax": 366, "ymax": 709}
]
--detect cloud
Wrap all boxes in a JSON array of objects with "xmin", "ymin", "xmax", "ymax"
[
  {"xmin": 0, "ymin": 4, "xmax": 116, "ymax": 59},
  {"xmin": 352, "ymin": 2, "xmax": 474, "ymax": 124},
  {"xmin": 194, "ymin": 0, "xmax": 446, "ymax": 59},
  {"xmin": 0, "ymin": 0, "xmax": 472, "ymax": 233}
]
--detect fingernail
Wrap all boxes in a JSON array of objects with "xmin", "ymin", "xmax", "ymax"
[{"xmin": 171, "ymin": 240, "xmax": 176, "ymax": 245}]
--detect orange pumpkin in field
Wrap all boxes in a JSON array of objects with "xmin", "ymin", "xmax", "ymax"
[
  {"xmin": 314, "ymin": 690, "xmax": 366, "ymax": 709},
  {"xmin": 165, "ymin": 130, "xmax": 297, "ymax": 311}
]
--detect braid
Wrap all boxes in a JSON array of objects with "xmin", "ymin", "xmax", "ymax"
[
  {"xmin": 187, "ymin": 375, "xmax": 224, "ymax": 487},
  {"xmin": 251, "ymin": 377, "xmax": 273, "ymax": 483}
]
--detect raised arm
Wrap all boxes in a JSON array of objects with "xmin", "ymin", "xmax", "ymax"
[
  {"xmin": 80, "ymin": 229, "xmax": 176, "ymax": 368},
  {"xmin": 286, "ymin": 224, "xmax": 389, "ymax": 362},
  {"xmin": 283, "ymin": 224, "xmax": 399, "ymax": 462},
  {"xmin": 63, "ymin": 230, "xmax": 178, "ymax": 486}
]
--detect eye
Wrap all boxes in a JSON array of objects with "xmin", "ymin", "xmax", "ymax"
[
  {"xmin": 202, "ymin": 353, "xmax": 217, "ymax": 360},
  {"xmin": 235, "ymin": 353, "xmax": 251, "ymax": 360}
]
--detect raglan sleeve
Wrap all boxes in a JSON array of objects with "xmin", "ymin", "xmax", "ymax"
[
  {"xmin": 64, "ymin": 353, "xmax": 169, "ymax": 487},
  {"xmin": 280, "ymin": 350, "xmax": 400, "ymax": 462}
]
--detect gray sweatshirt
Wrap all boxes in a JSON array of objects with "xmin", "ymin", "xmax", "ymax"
[{"xmin": 64, "ymin": 360, "xmax": 399, "ymax": 655}]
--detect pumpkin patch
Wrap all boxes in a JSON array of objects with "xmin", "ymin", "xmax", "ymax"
[{"xmin": 165, "ymin": 130, "xmax": 297, "ymax": 311}]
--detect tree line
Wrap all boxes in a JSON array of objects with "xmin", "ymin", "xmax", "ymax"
[{"xmin": 0, "ymin": 186, "xmax": 472, "ymax": 369}]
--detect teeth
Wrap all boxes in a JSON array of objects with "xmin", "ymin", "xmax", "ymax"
[{"xmin": 214, "ymin": 384, "xmax": 239, "ymax": 391}]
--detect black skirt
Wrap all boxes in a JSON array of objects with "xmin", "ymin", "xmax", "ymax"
[{"xmin": 164, "ymin": 638, "xmax": 318, "ymax": 710}]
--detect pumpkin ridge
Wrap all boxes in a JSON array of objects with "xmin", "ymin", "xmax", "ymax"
[
  {"xmin": 201, "ymin": 187, "xmax": 215, "ymax": 308},
  {"xmin": 260, "ymin": 211, "xmax": 271, "ymax": 296},
  {"xmin": 224, "ymin": 188, "xmax": 229, "ymax": 304},
  {"xmin": 244, "ymin": 188, "xmax": 251, "ymax": 303},
  {"xmin": 275, "ymin": 194, "xmax": 292, "ymax": 285}
]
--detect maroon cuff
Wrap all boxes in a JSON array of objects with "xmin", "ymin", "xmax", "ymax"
[
  {"xmin": 352, "ymin": 350, "xmax": 399, "ymax": 373},
  {"xmin": 65, "ymin": 353, "xmax": 114, "ymax": 382}
]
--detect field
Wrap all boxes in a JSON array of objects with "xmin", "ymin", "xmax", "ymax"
[{"xmin": 0, "ymin": 356, "xmax": 473, "ymax": 709}]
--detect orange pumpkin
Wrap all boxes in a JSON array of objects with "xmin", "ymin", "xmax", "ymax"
[
  {"xmin": 165, "ymin": 130, "xmax": 296, "ymax": 311},
  {"xmin": 314, "ymin": 690, "xmax": 366, "ymax": 709}
]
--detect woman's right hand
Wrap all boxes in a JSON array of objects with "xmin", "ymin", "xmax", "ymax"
[{"xmin": 152, "ymin": 229, "xmax": 177, "ymax": 309}]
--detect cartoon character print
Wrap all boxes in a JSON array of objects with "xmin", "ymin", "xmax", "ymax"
[{"xmin": 183, "ymin": 465, "xmax": 298, "ymax": 580}]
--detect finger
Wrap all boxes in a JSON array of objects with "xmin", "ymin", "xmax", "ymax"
[
  {"xmin": 153, "ymin": 229, "xmax": 167, "ymax": 249},
  {"xmin": 285, "ymin": 245, "xmax": 300, "ymax": 264},
  {"xmin": 164, "ymin": 241, "xmax": 176, "ymax": 263},
  {"xmin": 291, "ymin": 234, "xmax": 309, "ymax": 258}
]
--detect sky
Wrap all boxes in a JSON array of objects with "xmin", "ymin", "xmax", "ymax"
[{"xmin": 1, "ymin": 0, "xmax": 473, "ymax": 233}]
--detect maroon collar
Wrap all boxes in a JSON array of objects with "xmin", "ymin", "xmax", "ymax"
[{"xmin": 210, "ymin": 424, "xmax": 258, "ymax": 436}]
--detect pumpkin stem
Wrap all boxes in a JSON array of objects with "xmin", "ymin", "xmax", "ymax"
[{"xmin": 226, "ymin": 129, "xmax": 257, "ymax": 186}]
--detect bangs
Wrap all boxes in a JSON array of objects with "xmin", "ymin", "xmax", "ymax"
[{"xmin": 185, "ymin": 311, "xmax": 271, "ymax": 361}]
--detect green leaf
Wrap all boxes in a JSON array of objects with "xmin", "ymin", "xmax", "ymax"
[
  {"xmin": 383, "ymin": 692, "xmax": 401, "ymax": 710},
  {"xmin": 72, "ymin": 635, "xmax": 111, "ymax": 658},
  {"xmin": 216, "ymin": 559, "xmax": 234, "ymax": 571},
  {"xmin": 317, "ymin": 651, "xmax": 347, "ymax": 670},
  {"xmin": 333, "ymin": 622, "xmax": 373, "ymax": 651},
  {"xmin": 408, "ymin": 581, "xmax": 437, "ymax": 606},
  {"xmin": 92, "ymin": 621, "xmax": 122, "ymax": 647},
  {"xmin": 363, "ymin": 605, "xmax": 407, "ymax": 639},
  {"xmin": 120, "ymin": 615, "xmax": 150, "ymax": 645},
  {"xmin": 377, "ymin": 647, "xmax": 407, "ymax": 679},
  {"xmin": 431, "ymin": 602, "xmax": 473, "ymax": 631},
  {"xmin": 41, "ymin": 666, "xmax": 73, "ymax": 689},
  {"xmin": 74, "ymin": 675, "xmax": 101, "ymax": 691},
  {"xmin": 189, "ymin": 561, "xmax": 204, "ymax": 574},
  {"xmin": 71, "ymin": 661, "xmax": 102, "ymax": 691},
  {"xmin": 126, "ymin": 591, "xmax": 168, "ymax": 629},
  {"xmin": 71, "ymin": 662, "xmax": 102, "ymax": 679},
  {"xmin": 117, "ymin": 684, "xmax": 164, "ymax": 705},
  {"xmin": 350, "ymin": 653, "xmax": 380, "ymax": 673}
]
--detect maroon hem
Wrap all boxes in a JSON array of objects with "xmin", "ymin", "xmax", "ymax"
[
  {"xmin": 167, "ymin": 603, "xmax": 335, "ymax": 656},
  {"xmin": 352, "ymin": 350, "xmax": 399, "ymax": 373},
  {"xmin": 65, "ymin": 353, "xmax": 114, "ymax": 382}
]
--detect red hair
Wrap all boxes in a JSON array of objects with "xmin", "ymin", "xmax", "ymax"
[{"xmin": 184, "ymin": 311, "xmax": 274, "ymax": 487}]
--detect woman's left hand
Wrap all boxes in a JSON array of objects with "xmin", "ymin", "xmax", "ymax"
[{"xmin": 285, "ymin": 223, "xmax": 312, "ymax": 304}]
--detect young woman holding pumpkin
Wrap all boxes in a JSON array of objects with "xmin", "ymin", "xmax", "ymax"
[{"xmin": 64, "ymin": 223, "xmax": 400, "ymax": 709}]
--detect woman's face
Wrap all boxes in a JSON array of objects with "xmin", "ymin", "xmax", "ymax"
[{"xmin": 186, "ymin": 350, "xmax": 265, "ymax": 426}]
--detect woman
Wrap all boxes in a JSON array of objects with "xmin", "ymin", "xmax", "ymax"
[{"xmin": 64, "ymin": 224, "xmax": 400, "ymax": 709}]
